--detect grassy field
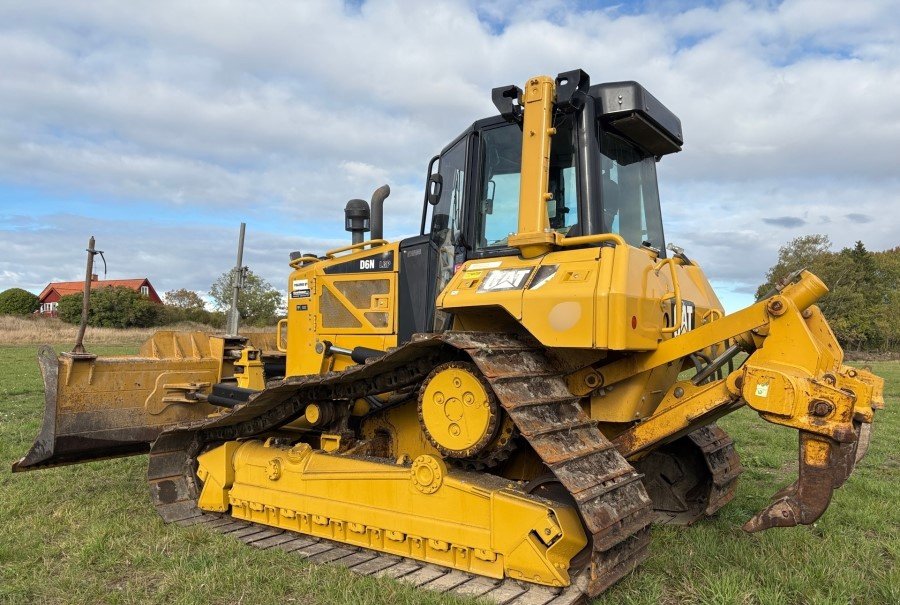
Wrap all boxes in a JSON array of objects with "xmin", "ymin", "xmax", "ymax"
[
  {"xmin": 0, "ymin": 343, "xmax": 897, "ymax": 605},
  {"xmin": 0, "ymin": 316, "xmax": 273, "ymax": 345}
]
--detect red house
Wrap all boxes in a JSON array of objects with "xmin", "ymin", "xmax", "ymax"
[{"xmin": 37, "ymin": 275, "xmax": 161, "ymax": 316}]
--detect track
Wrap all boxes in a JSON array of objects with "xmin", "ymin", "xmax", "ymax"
[
  {"xmin": 689, "ymin": 425, "xmax": 743, "ymax": 516},
  {"xmin": 147, "ymin": 332, "xmax": 655, "ymax": 604},
  {"xmin": 633, "ymin": 424, "xmax": 742, "ymax": 525}
]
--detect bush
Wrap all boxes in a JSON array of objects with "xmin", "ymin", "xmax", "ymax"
[
  {"xmin": 0, "ymin": 288, "xmax": 39, "ymax": 316},
  {"xmin": 57, "ymin": 286, "xmax": 163, "ymax": 328}
]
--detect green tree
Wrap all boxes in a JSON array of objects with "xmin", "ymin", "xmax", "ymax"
[
  {"xmin": 161, "ymin": 288, "xmax": 221, "ymax": 326},
  {"xmin": 164, "ymin": 288, "xmax": 206, "ymax": 310},
  {"xmin": 871, "ymin": 247, "xmax": 900, "ymax": 351},
  {"xmin": 0, "ymin": 288, "xmax": 39, "ymax": 315},
  {"xmin": 756, "ymin": 234, "xmax": 832, "ymax": 299},
  {"xmin": 209, "ymin": 268, "xmax": 282, "ymax": 327},
  {"xmin": 58, "ymin": 286, "xmax": 163, "ymax": 328},
  {"xmin": 757, "ymin": 237, "xmax": 900, "ymax": 353}
]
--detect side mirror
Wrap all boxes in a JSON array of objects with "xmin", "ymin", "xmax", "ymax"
[{"xmin": 427, "ymin": 173, "xmax": 443, "ymax": 205}]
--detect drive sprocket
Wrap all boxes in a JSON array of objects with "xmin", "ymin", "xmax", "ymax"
[{"xmin": 417, "ymin": 361, "xmax": 507, "ymax": 461}]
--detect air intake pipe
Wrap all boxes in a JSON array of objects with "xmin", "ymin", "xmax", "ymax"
[
  {"xmin": 369, "ymin": 184, "xmax": 390, "ymax": 241},
  {"xmin": 344, "ymin": 199, "xmax": 370, "ymax": 245}
]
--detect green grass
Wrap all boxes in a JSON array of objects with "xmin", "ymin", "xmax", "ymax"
[{"xmin": 1, "ymin": 345, "xmax": 897, "ymax": 604}]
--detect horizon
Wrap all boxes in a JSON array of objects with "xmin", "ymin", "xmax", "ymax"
[{"xmin": 2, "ymin": 0, "xmax": 899, "ymax": 314}]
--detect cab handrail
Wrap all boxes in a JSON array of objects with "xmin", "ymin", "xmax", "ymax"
[
  {"xmin": 288, "ymin": 256, "xmax": 321, "ymax": 270},
  {"xmin": 276, "ymin": 319, "xmax": 288, "ymax": 353},
  {"xmin": 655, "ymin": 257, "xmax": 683, "ymax": 335},
  {"xmin": 559, "ymin": 232, "xmax": 627, "ymax": 248},
  {"xmin": 325, "ymin": 239, "xmax": 389, "ymax": 259}
]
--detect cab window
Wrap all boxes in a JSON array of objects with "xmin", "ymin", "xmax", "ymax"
[
  {"xmin": 475, "ymin": 118, "xmax": 579, "ymax": 250},
  {"xmin": 430, "ymin": 137, "xmax": 468, "ymax": 328},
  {"xmin": 599, "ymin": 131, "xmax": 665, "ymax": 251},
  {"xmin": 431, "ymin": 138, "xmax": 466, "ymax": 245}
]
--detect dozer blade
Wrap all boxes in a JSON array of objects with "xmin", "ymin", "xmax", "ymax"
[{"xmin": 13, "ymin": 334, "xmax": 226, "ymax": 472}]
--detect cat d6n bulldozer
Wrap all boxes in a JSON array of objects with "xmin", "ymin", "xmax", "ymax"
[{"xmin": 14, "ymin": 69, "xmax": 884, "ymax": 604}]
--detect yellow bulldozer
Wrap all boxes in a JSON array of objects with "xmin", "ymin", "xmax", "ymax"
[{"xmin": 14, "ymin": 69, "xmax": 885, "ymax": 604}]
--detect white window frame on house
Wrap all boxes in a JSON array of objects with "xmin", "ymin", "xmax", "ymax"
[{"xmin": 140, "ymin": 285, "xmax": 149, "ymax": 297}]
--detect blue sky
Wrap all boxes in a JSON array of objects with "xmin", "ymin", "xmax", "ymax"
[{"xmin": 1, "ymin": 0, "xmax": 898, "ymax": 313}]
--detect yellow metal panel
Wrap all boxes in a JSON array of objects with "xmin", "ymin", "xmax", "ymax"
[
  {"xmin": 284, "ymin": 242, "xmax": 401, "ymax": 378},
  {"xmin": 361, "ymin": 400, "xmax": 441, "ymax": 461},
  {"xmin": 590, "ymin": 362, "xmax": 683, "ymax": 423},
  {"xmin": 741, "ymin": 365, "xmax": 798, "ymax": 417},
  {"xmin": 521, "ymin": 247, "xmax": 600, "ymax": 348}
]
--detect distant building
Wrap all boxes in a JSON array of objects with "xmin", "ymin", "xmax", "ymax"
[{"xmin": 37, "ymin": 275, "xmax": 161, "ymax": 316}]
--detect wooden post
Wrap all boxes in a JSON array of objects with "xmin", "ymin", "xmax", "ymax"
[{"xmin": 72, "ymin": 236, "xmax": 96, "ymax": 355}]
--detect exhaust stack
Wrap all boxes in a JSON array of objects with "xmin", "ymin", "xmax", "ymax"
[{"xmin": 369, "ymin": 184, "xmax": 391, "ymax": 241}]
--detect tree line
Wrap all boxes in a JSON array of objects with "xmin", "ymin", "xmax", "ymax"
[
  {"xmin": 0, "ymin": 268, "xmax": 283, "ymax": 329},
  {"xmin": 757, "ymin": 235, "xmax": 900, "ymax": 353},
  {"xmin": 4, "ymin": 238, "xmax": 897, "ymax": 350}
]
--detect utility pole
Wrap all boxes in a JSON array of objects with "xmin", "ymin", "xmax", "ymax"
[
  {"xmin": 73, "ymin": 236, "xmax": 102, "ymax": 355},
  {"xmin": 225, "ymin": 223, "xmax": 247, "ymax": 338}
]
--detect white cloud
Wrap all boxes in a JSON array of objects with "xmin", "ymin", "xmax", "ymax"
[
  {"xmin": 0, "ymin": 213, "xmax": 344, "ymax": 297},
  {"xmin": 0, "ymin": 0, "xmax": 898, "ymax": 311}
]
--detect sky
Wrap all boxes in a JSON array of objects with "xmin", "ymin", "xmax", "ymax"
[{"xmin": 1, "ymin": 0, "xmax": 898, "ymax": 313}]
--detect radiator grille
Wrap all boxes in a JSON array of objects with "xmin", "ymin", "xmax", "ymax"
[
  {"xmin": 320, "ymin": 279, "xmax": 390, "ymax": 329},
  {"xmin": 365, "ymin": 311, "xmax": 389, "ymax": 328},
  {"xmin": 320, "ymin": 288, "xmax": 361, "ymax": 328},
  {"xmin": 335, "ymin": 279, "xmax": 390, "ymax": 308}
]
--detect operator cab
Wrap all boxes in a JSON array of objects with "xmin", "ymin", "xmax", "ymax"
[
  {"xmin": 426, "ymin": 74, "xmax": 681, "ymax": 259},
  {"xmin": 398, "ymin": 70, "xmax": 683, "ymax": 340}
]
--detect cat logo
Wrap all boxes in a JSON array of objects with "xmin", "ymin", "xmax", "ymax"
[
  {"xmin": 673, "ymin": 301, "xmax": 696, "ymax": 336},
  {"xmin": 360, "ymin": 259, "xmax": 376, "ymax": 270}
]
